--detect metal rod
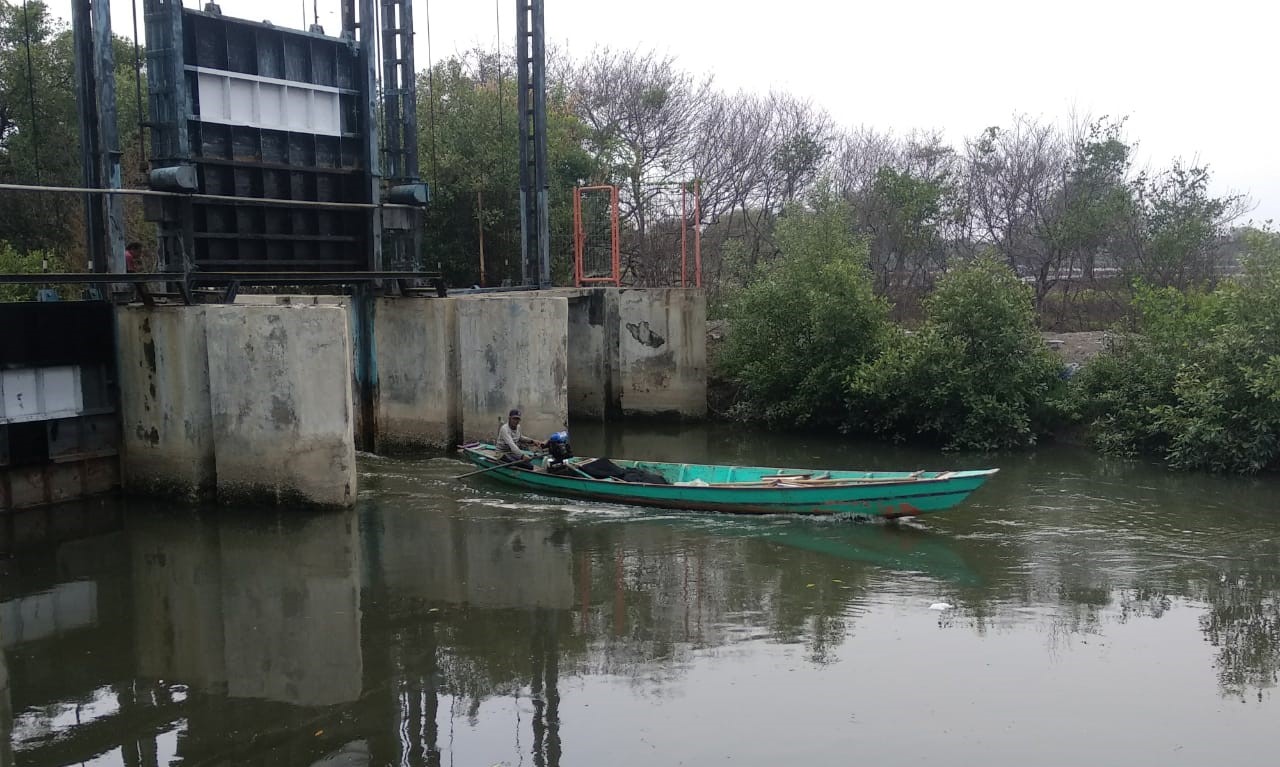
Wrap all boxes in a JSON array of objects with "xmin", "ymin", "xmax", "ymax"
[
  {"xmin": 681, "ymin": 184, "xmax": 688, "ymax": 288},
  {"xmin": 694, "ymin": 180, "xmax": 703, "ymax": 288},
  {"xmin": 0, "ymin": 270, "xmax": 443, "ymax": 286},
  {"xmin": 0, "ymin": 182, "xmax": 419, "ymax": 211}
]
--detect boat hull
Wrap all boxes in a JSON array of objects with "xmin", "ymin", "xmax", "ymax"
[{"xmin": 460, "ymin": 447, "xmax": 996, "ymax": 519}]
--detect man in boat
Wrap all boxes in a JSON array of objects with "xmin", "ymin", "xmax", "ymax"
[{"xmin": 497, "ymin": 408, "xmax": 546, "ymax": 466}]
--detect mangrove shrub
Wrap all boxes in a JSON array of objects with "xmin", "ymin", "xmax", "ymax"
[
  {"xmin": 1073, "ymin": 230, "xmax": 1280, "ymax": 473},
  {"xmin": 716, "ymin": 197, "xmax": 890, "ymax": 426},
  {"xmin": 848, "ymin": 256, "xmax": 1065, "ymax": 450}
]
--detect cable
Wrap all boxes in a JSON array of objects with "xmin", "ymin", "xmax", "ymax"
[
  {"xmin": 131, "ymin": 0, "xmax": 147, "ymax": 174},
  {"xmin": 425, "ymin": 0, "xmax": 438, "ymax": 182},
  {"xmin": 496, "ymin": 0, "xmax": 505, "ymax": 156},
  {"xmin": 20, "ymin": 0, "xmax": 40, "ymax": 181}
]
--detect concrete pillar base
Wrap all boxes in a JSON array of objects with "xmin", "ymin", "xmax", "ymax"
[
  {"xmin": 205, "ymin": 305, "xmax": 356, "ymax": 508},
  {"xmin": 117, "ymin": 306, "xmax": 216, "ymax": 500}
]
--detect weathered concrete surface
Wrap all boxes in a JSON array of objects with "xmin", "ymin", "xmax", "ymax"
[
  {"xmin": 456, "ymin": 295, "xmax": 569, "ymax": 443},
  {"xmin": 566, "ymin": 289, "xmax": 619, "ymax": 419},
  {"xmin": 617, "ymin": 288, "xmax": 707, "ymax": 418},
  {"xmin": 116, "ymin": 306, "xmax": 215, "ymax": 499},
  {"xmin": 205, "ymin": 305, "xmax": 356, "ymax": 507},
  {"xmin": 374, "ymin": 297, "xmax": 460, "ymax": 450}
]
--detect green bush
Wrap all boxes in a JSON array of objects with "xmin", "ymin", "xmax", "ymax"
[
  {"xmin": 1074, "ymin": 230, "xmax": 1280, "ymax": 472},
  {"xmin": 0, "ymin": 243, "xmax": 64, "ymax": 302},
  {"xmin": 848, "ymin": 256, "xmax": 1066, "ymax": 450},
  {"xmin": 715, "ymin": 196, "xmax": 890, "ymax": 426}
]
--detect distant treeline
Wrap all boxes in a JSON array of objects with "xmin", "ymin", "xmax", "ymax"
[
  {"xmin": 0, "ymin": 4, "xmax": 1255, "ymax": 319},
  {"xmin": 413, "ymin": 48, "xmax": 1254, "ymax": 330}
]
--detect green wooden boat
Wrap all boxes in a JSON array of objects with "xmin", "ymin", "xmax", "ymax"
[{"xmin": 459, "ymin": 443, "xmax": 997, "ymax": 519}]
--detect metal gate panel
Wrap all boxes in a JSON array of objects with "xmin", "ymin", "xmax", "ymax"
[{"xmin": 146, "ymin": 4, "xmax": 375, "ymax": 271}]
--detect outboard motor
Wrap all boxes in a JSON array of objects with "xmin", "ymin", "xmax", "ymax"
[{"xmin": 547, "ymin": 431, "xmax": 572, "ymax": 464}]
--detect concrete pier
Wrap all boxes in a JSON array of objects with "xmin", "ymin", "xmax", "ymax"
[
  {"xmin": 373, "ymin": 297, "xmax": 461, "ymax": 451},
  {"xmin": 117, "ymin": 306, "xmax": 215, "ymax": 500},
  {"xmin": 566, "ymin": 290, "xmax": 619, "ymax": 419},
  {"xmin": 205, "ymin": 305, "xmax": 356, "ymax": 507},
  {"xmin": 108, "ymin": 287, "xmax": 703, "ymax": 510},
  {"xmin": 565, "ymin": 288, "xmax": 707, "ymax": 420},
  {"xmin": 617, "ymin": 288, "xmax": 707, "ymax": 418},
  {"xmin": 117, "ymin": 304, "xmax": 357, "ymax": 508},
  {"xmin": 457, "ymin": 295, "xmax": 569, "ymax": 443}
]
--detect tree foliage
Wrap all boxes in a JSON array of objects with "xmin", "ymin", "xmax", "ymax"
[
  {"xmin": 716, "ymin": 193, "xmax": 889, "ymax": 427},
  {"xmin": 1073, "ymin": 230, "xmax": 1280, "ymax": 473},
  {"xmin": 416, "ymin": 51, "xmax": 597, "ymax": 286},
  {"xmin": 0, "ymin": 1, "xmax": 149, "ymax": 269},
  {"xmin": 848, "ymin": 256, "xmax": 1066, "ymax": 450}
]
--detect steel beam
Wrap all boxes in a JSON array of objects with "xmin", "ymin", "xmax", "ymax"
[
  {"xmin": 516, "ymin": 0, "xmax": 550, "ymax": 288},
  {"xmin": 359, "ymin": 0, "xmax": 383, "ymax": 272},
  {"xmin": 72, "ymin": 0, "xmax": 125, "ymax": 274}
]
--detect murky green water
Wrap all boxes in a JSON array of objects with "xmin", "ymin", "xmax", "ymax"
[{"xmin": 3, "ymin": 422, "xmax": 1278, "ymax": 766}]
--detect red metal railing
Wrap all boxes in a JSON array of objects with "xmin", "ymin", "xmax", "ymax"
[{"xmin": 573, "ymin": 185, "xmax": 621, "ymax": 287}]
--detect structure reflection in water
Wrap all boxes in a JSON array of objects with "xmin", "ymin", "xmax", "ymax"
[{"xmin": 1, "ymin": 430, "xmax": 1279, "ymax": 766}]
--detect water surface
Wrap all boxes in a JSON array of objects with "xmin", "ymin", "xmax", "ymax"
[{"xmin": 4, "ymin": 423, "xmax": 1278, "ymax": 766}]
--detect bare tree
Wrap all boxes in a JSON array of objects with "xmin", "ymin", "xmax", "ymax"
[
  {"xmin": 571, "ymin": 48, "xmax": 712, "ymax": 285},
  {"xmin": 963, "ymin": 115, "xmax": 1069, "ymax": 303}
]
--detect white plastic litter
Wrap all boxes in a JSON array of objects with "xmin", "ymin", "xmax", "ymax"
[{"xmin": 929, "ymin": 602, "xmax": 954, "ymax": 611}]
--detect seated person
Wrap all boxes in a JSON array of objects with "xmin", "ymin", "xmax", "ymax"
[{"xmin": 496, "ymin": 408, "xmax": 545, "ymax": 467}]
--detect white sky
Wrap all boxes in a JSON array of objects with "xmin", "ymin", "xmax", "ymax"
[{"xmin": 88, "ymin": 0, "xmax": 1278, "ymax": 224}]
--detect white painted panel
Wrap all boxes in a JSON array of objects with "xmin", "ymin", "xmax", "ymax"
[
  {"xmin": 41, "ymin": 365, "xmax": 82, "ymax": 417},
  {"xmin": 0, "ymin": 366, "xmax": 84, "ymax": 423},
  {"xmin": 259, "ymin": 82, "xmax": 283, "ymax": 126},
  {"xmin": 313, "ymin": 91, "xmax": 340, "ymax": 135},
  {"xmin": 196, "ymin": 71, "xmax": 228, "ymax": 123},
  {"xmin": 286, "ymin": 87, "xmax": 311, "ymax": 132},
  {"xmin": 228, "ymin": 78, "xmax": 257, "ymax": 125},
  {"xmin": 1, "ymin": 368, "xmax": 38, "ymax": 421},
  {"xmin": 191, "ymin": 66, "xmax": 342, "ymax": 137}
]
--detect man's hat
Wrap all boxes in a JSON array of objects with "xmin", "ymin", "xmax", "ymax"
[{"xmin": 509, "ymin": 408, "xmax": 521, "ymax": 417}]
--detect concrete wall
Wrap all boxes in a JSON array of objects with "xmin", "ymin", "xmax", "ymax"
[
  {"xmin": 205, "ymin": 305, "xmax": 356, "ymax": 507},
  {"xmin": 566, "ymin": 289, "xmax": 618, "ymax": 419},
  {"xmin": 373, "ymin": 297, "xmax": 460, "ymax": 450},
  {"xmin": 617, "ymin": 288, "xmax": 707, "ymax": 418},
  {"xmin": 456, "ymin": 296, "xmax": 569, "ymax": 443},
  {"xmin": 116, "ymin": 306, "xmax": 215, "ymax": 499}
]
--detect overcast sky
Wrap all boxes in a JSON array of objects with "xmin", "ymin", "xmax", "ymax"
[{"xmin": 94, "ymin": 0, "xmax": 1278, "ymax": 224}]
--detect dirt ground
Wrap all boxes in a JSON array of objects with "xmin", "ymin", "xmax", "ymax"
[{"xmin": 1042, "ymin": 330, "xmax": 1111, "ymax": 366}]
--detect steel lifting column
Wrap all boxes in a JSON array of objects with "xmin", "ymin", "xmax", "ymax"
[
  {"xmin": 72, "ymin": 0, "xmax": 125, "ymax": 274},
  {"xmin": 516, "ymin": 0, "xmax": 550, "ymax": 288},
  {"xmin": 380, "ymin": 0, "xmax": 418, "ymax": 183}
]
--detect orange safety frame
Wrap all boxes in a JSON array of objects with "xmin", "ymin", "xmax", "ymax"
[
  {"xmin": 680, "ymin": 181, "xmax": 702, "ymax": 288},
  {"xmin": 573, "ymin": 185, "xmax": 621, "ymax": 287}
]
